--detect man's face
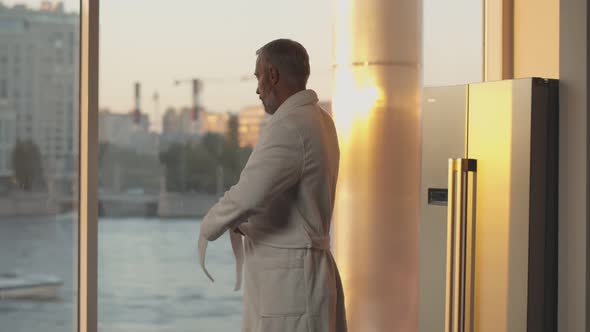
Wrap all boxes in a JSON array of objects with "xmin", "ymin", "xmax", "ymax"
[{"xmin": 255, "ymin": 57, "xmax": 279, "ymax": 115}]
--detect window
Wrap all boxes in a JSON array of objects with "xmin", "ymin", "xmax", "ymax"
[
  {"xmin": 0, "ymin": 3, "xmax": 80, "ymax": 332},
  {"xmin": 98, "ymin": 1, "xmax": 332, "ymax": 330},
  {"xmin": 423, "ymin": 0, "xmax": 483, "ymax": 86}
]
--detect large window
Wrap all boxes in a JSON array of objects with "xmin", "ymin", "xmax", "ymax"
[
  {"xmin": 423, "ymin": 0, "xmax": 483, "ymax": 86},
  {"xmin": 0, "ymin": 1, "xmax": 486, "ymax": 331},
  {"xmin": 0, "ymin": 1, "xmax": 80, "ymax": 331},
  {"xmin": 97, "ymin": 1, "xmax": 333, "ymax": 331}
]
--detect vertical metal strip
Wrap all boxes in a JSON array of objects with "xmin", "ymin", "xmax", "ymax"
[
  {"xmin": 466, "ymin": 85, "xmax": 470, "ymax": 157},
  {"xmin": 457, "ymin": 159, "xmax": 467, "ymax": 332},
  {"xmin": 484, "ymin": 0, "xmax": 487, "ymax": 81},
  {"xmin": 446, "ymin": 159, "xmax": 457, "ymax": 332},
  {"xmin": 465, "ymin": 164, "xmax": 477, "ymax": 332},
  {"xmin": 78, "ymin": 0, "xmax": 99, "ymax": 331},
  {"xmin": 462, "ymin": 159, "xmax": 478, "ymax": 332},
  {"xmin": 454, "ymin": 160, "xmax": 462, "ymax": 331},
  {"xmin": 447, "ymin": 159, "xmax": 478, "ymax": 332}
]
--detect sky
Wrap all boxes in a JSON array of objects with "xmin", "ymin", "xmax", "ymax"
[
  {"xmin": 96, "ymin": 0, "xmax": 336, "ymax": 117},
  {"xmin": 3, "ymin": 0, "xmax": 482, "ymax": 128}
]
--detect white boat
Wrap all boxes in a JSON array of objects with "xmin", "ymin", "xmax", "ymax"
[{"xmin": 0, "ymin": 273, "xmax": 63, "ymax": 300}]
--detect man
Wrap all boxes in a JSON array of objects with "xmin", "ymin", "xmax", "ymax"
[{"xmin": 198, "ymin": 39, "xmax": 347, "ymax": 332}]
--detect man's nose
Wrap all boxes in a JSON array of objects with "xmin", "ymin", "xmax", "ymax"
[{"xmin": 256, "ymin": 87, "xmax": 260, "ymax": 95}]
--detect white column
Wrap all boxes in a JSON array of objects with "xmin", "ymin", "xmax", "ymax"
[{"xmin": 332, "ymin": 0, "xmax": 422, "ymax": 331}]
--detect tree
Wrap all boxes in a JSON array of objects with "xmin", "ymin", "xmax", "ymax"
[
  {"xmin": 226, "ymin": 114, "xmax": 240, "ymax": 149},
  {"xmin": 11, "ymin": 140, "xmax": 45, "ymax": 191},
  {"xmin": 159, "ymin": 143, "xmax": 186, "ymax": 192},
  {"xmin": 98, "ymin": 142, "xmax": 162, "ymax": 192},
  {"xmin": 159, "ymin": 142, "xmax": 218, "ymax": 193},
  {"xmin": 223, "ymin": 114, "xmax": 241, "ymax": 174},
  {"xmin": 158, "ymin": 115, "xmax": 254, "ymax": 194}
]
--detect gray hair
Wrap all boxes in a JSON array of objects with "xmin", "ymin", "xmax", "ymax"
[{"xmin": 256, "ymin": 39, "xmax": 310, "ymax": 88}]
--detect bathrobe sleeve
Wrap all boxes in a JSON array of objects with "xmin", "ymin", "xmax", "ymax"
[{"xmin": 197, "ymin": 121, "xmax": 303, "ymax": 282}]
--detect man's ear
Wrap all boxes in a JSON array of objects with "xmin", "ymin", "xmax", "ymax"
[{"xmin": 268, "ymin": 65, "xmax": 279, "ymax": 85}]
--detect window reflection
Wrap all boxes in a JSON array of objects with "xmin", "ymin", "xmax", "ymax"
[{"xmin": 0, "ymin": 2, "xmax": 80, "ymax": 332}]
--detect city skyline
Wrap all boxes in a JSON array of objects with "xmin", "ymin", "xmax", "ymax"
[
  {"xmin": 2, "ymin": 0, "xmax": 483, "ymax": 119},
  {"xmin": 1, "ymin": 0, "xmax": 334, "ymax": 115}
]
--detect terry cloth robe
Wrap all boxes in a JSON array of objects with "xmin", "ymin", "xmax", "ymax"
[{"xmin": 198, "ymin": 89, "xmax": 347, "ymax": 332}]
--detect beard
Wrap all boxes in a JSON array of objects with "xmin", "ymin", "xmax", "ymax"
[{"xmin": 261, "ymin": 89, "xmax": 279, "ymax": 115}]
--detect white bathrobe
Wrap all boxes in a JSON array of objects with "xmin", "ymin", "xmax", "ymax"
[{"xmin": 198, "ymin": 90, "xmax": 347, "ymax": 332}]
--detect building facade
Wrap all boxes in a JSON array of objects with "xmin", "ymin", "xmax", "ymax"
[
  {"xmin": 0, "ymin": 3, "xmax": 79, "ymax": 179},
  {"xmin": 99, "ymin": 109, "xmax": 157, "ymax": 155},
  {"xmin": 0, "ymin": 99, "xmax": 15, "ymax": 177},
  {"xmin": 237, "ymin": 105, "xmax": 267, "ymax": 148},
  {"xmin": 200, "ymin": 110, "xmax": 230, "ymax": 136}
]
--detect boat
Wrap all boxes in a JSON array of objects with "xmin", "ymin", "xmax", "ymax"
[{"xmin": 0, "ymin": 272, "xmax": 63, "ymax": 300}]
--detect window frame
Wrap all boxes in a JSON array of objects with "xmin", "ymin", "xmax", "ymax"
[{"xmin": 78, "ymin": 1, "xmax": 99, "ymax": 331}]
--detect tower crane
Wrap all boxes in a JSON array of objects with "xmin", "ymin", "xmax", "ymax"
[{"xmin": 172, "ymin": 75, "xmax": 254, "ymax": 124}]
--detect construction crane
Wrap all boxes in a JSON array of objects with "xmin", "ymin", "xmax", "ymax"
[
  {"xmin": 133, "ymin": 82, "xmax": 141, "ymax": 124},
  {"xmin": 173, "ymin": 75, "xmax": 254, "ymax": 123},
  {"xmin": 173, "ymin": 78, "xmax": 201, "ymax": 123},
  {"xmin": 128, "ymin": 75, "xmax": 254, "ymax": 130}
]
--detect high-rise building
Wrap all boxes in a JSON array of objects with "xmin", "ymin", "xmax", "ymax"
[
  {"xmin": 161, "ymin": 107, "xmax": 193, "ymax": 148},
  {"xmin": 237, "ymin": 105, "xmax": 267, "ymax": 148},
  {"xmin": 164, "ymin": 108, "xmax": 230, "ymax": 136},
  {"xmin": 99, "ymin": 109, "xmax": 150, "ymax": 142},
  {"xmin": 200, "ymin": 110, "xmax": 230, "ymax": 135},
  {"xmin": 162, "ymin": 107, "xmax": 180, "ymax": 135},
  {"xmin": 0, "ymin": 99, "xmax": 15, "ymax": 176},
  {"xmin": 99, "ymin": 109, "xmax": 157, "ymax": 155},
  {"xmin": 0, "ymin": 3, "xmax": 79, "ymax": 179}
]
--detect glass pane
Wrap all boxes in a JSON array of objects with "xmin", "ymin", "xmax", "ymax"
[
  {"xmin": 423, "ymin": 0, "xmax": 483, "ymax": 86},
  {"xmin": 98, "ymin": 1, "xmax": 333, "ymax": 331},
  {"xmin": 0, "ymin": 1, "xmax": 80, "ymax": 332}
]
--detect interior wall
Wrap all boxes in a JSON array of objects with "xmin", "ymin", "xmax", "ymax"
[
  {"xmin": 559, "ymin": 0, "xmax": 588, "ymax": 331},
  {"xmin": 514, "ymin": 0, "xmax": 559, "ymax": 79}
]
